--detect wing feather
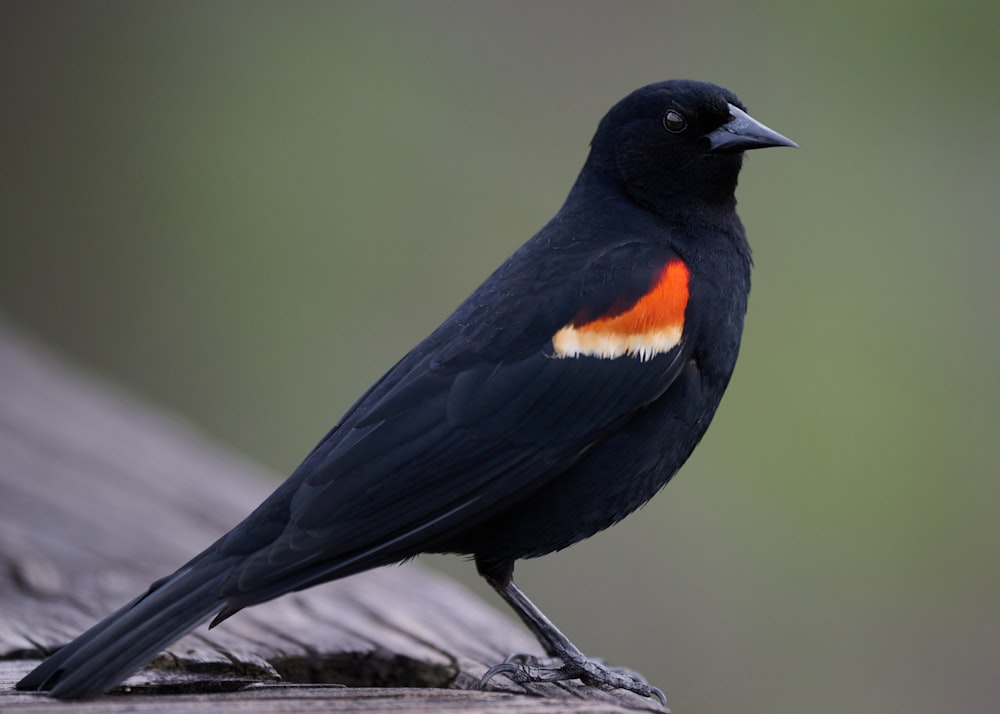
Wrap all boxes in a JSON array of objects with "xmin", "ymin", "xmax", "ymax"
[{"xmin": 220, "ymin": 240, "xmax": 693, "ymax": 602}]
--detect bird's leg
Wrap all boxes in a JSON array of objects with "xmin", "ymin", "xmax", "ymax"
[{"xmin": 478, "ymin": 577, "xmax": 667, "ymax": 706}]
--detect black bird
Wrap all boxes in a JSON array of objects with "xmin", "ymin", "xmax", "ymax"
[{"xmin": 17, "ymin": 79, "xmax": 795, "ymax": 702}]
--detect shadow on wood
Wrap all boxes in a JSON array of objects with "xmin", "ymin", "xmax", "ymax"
[{"xmin": 0, "ymin": 325, "xmax": 663, "ymax": 712}]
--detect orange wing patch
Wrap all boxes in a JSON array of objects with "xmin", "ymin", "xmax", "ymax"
[{"xmin": 552, "ymin": 259, "xmax": 689, "ymax": 361}]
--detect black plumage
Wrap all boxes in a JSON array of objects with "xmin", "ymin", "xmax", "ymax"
[{"xmin": 17, "ymin": 79, "xmax": 794, "ymax": 701}]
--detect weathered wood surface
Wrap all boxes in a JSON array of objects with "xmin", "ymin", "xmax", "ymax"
[{"xmin": 0, "ymin": 325, "xmax": 663, "ymax": 712}]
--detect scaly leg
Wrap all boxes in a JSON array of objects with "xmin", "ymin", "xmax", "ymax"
[{"xmin": 478, "ymin": 578, "xmax": 667, "ymax": 706}]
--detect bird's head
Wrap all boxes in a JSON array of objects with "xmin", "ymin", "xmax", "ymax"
[{"xmin": 586, "ymin": 80, "xmax": 796, "ymax": 212}]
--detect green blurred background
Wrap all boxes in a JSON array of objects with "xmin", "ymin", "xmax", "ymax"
[{"xmin": 2, "ymin": 2, "xmax": 998, "ymax": 712}]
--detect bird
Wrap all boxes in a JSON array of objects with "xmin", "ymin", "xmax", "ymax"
[{"xmin": 17, "ymin": 79, "xmax": 795, "ymax": 702}]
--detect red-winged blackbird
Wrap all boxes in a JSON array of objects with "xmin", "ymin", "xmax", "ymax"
[{"xmin": 17, "ymin": 80, "xmax": 794, "ymax": 702}]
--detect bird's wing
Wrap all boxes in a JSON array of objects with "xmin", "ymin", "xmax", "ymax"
[{"xmin": 219, "ymin": 240, "xmax": 695, "ymax": 600}]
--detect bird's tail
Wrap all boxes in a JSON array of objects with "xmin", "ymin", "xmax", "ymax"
[{"xmin": 16, "ymin": 560, "xmax": 230, "ymax": 699}]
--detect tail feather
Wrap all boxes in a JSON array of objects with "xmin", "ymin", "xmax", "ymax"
[{"xmin": 17, "ymin": 563, "xmax": 230, "ymax": 699}]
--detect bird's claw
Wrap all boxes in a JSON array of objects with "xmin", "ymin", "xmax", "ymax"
[{"xmin": 478, "ymin": 652, "xmax": 667, "ymax": 706}]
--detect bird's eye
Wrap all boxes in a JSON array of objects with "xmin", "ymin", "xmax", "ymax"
[{"xmin": 663, "ymin": 110, "xmax": 687, "ymax": 133}]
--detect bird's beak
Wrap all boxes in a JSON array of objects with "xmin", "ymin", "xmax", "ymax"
[{"xmin": 706, "ymin": 103, "xmax": 797, "ymax": 153}]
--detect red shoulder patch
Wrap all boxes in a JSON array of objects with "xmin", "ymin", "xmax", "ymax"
[{"xmin": 552, "ymin": 259, "xmax": 689, "ymax": 361}]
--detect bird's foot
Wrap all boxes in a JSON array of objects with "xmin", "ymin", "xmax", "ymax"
[{"xmin": 478, "ymin": 651, "xmax": 667, "ymax": 705}]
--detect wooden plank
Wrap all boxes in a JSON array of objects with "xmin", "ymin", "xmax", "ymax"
[
  {"xmin": 2, "ymin": 661, "xmax": 647, "ymax": 713},
  {"xmin": 0, "ymin": 325, "xmax": 662, "ymax": 712}
]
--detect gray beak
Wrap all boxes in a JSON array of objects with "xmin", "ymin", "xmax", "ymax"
[{"xmin": 706, "ymin": 103, "xmax": 797, "ymax": 153}]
